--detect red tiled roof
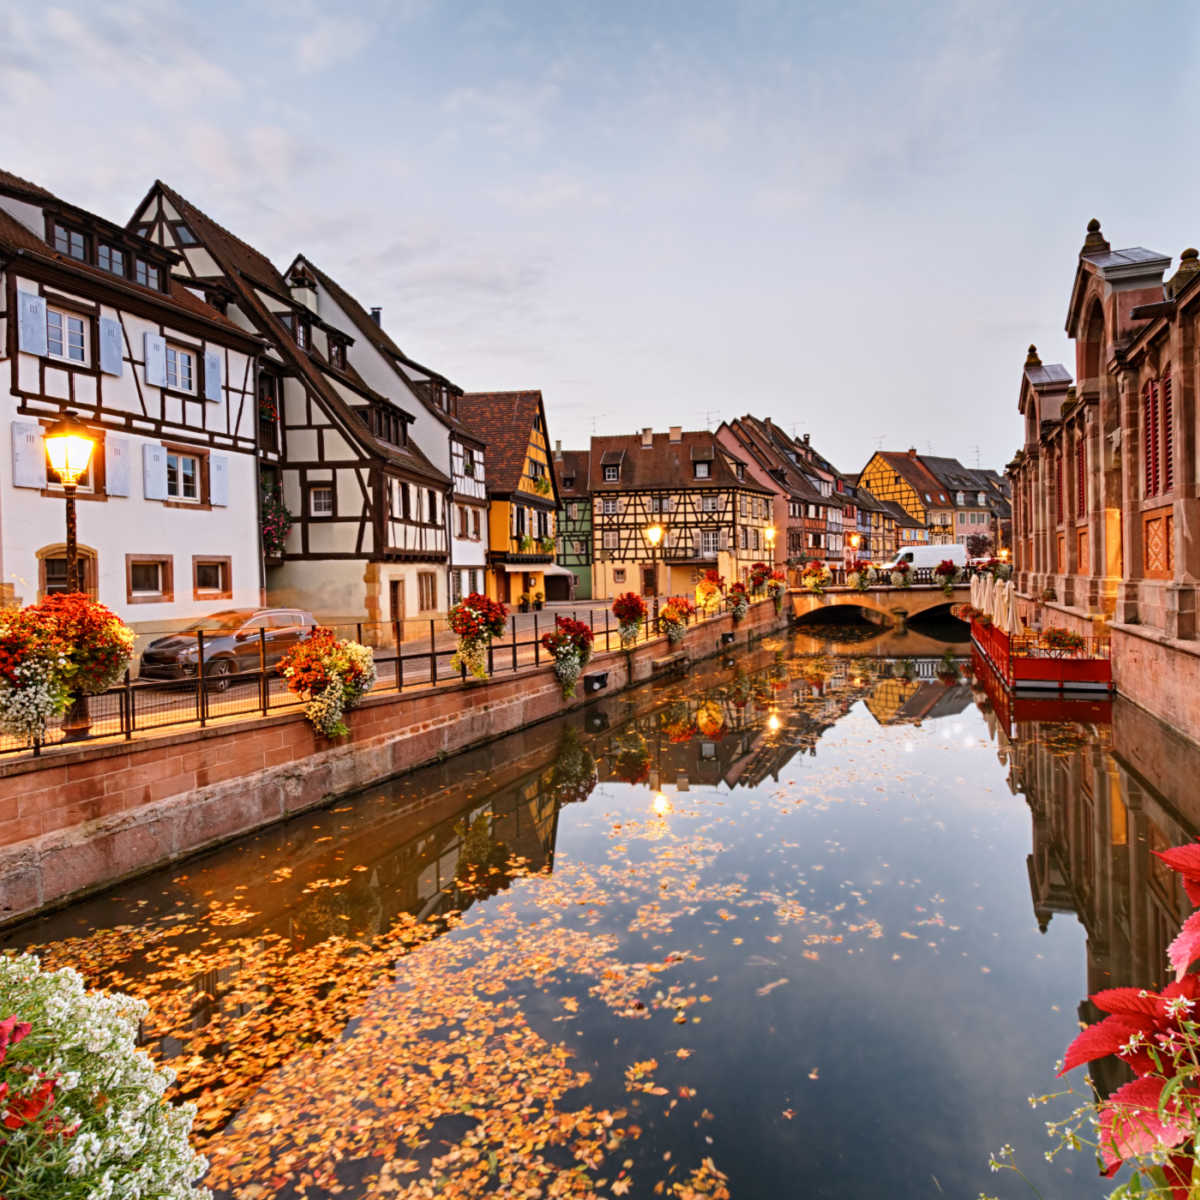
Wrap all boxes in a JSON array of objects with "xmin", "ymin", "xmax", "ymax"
[
  {"xmin": 553, "ymin": 449, "xmax": 590, "ymax": 498},
  {"xmin": 459, "ymin": 390, "xmax": 548, "ymax": 495},
  {"xmin": 874, "ymin": 451, "xmax": 950, "ymax": 506},
  {"xmin": 586, "ymin": 430, "xmax": 772, "ymax": 493}
]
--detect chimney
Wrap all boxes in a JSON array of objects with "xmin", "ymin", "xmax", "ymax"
[
  {"xmin": 641, "ymin": 427, "xmax": 653, "ymax": 448},
  {"xmin": 802, "ymin": 433, "xmax": 810, "ymax": 445},
  {"xmin": 668, "ymin": 425, "xmax": 682, "ymax": 443},
  {"xmin": 554, "ymin": 439, "xmax": 562, "ymax": 459},
  {"xmin": 369, "ymin": 307, "xmax": 382, "ymax": 325},
  {"xmin": 907, "ymin": 447, "xmax": 917, "ymax": 458}
]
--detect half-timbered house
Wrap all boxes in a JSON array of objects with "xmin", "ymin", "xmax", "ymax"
[
  {"xmin": 458, "ymin": 391, "xmax": 563, "ymax": 605},
  {"xmin": 0, "ymin": 169, "xmax": 261, "ymax": 625},
  {"xmin": 129, "ymin": 182, "xmax": 451, "ymax": 625},
  {"xmin": 858, "ymin": 449, "xmax": 953, "ymax": 545},
  {"xmin": 587, "ymin": 427, "xmax": 772, "ymax": 599},
  {"xmin": 553, "ymin": 445, "xmax": 591, "ymax": 600},
  {"xmin": 282, "ymin": 257, "xmax": 489, "ymax": 609}
]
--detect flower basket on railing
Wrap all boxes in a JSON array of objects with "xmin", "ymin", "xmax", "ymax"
[
  {"xmin": 613, "ymin": 591, "xmax": 647, "ymax": 648},
  {"xmin": 532, "ymin": 475, "xmax": 552, "ymax": 496},
  {"xmin": 658, "ymin": 596, "xmax": 696, "ymax": 646},
  {"xmin": 800, "ymin": 563, "xmax": 831, "ymax": 594},
  {"xmin": 279, "ymin": 627, "xmax": 376, "ymax": 737},
  {"xmin": 518, "ymin": 534, "xmax": 535, "ymax": 553},
  {"xmin": 0, "ymin": 955, "xmax": 210, "ymax": 1200},
  {"xmin": 695, "ymin": 569, "xmax": 725, "ymax": 615},
  {"xmin": 728, "ymin": 581, "xmax": 749, "ymax": 621},
  {"xmin": 766, "ymin": 570, "xmax": 787, "ymax": 613},
  {"xmin": 448, "ymin": 592, "xmax": 508, "ymax": 679},
  {"xmin": 845, "ymin": 559, "xmax": 875, "ymax": 592},
  {"xmin": 541, "ymin": 616, "xmax": 593, "ymax": 699},
  {"xmin": 1040, "ymin": 626, "xmax": 1086, "ymax": 657},
  {"xmin": 538, "ymin": 536, "xmax": 555, "ymax": 554},
  {"xmin": 749, "ymin": 561, "xmax": 771, "ymax": 596},
  {"xmin": 933, "ymin": 559, "xmax": 959, "ymax": 596},
  {"xmin": 890, "ymin": 560, "xmax": 912, "ymax": 589},
  {"xmin": 0, "ymin": 594, "xmax": 134, "ymax": 744}
]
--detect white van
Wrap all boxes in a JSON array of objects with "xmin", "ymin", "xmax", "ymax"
[{"xmin": 878, "ymin": 543, "xmax": 968, "ymax": 573}]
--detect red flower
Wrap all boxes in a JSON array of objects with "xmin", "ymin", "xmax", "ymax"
[{"xmin": 612, "ymin": 592, "xmax": 647, "ymax": 624}]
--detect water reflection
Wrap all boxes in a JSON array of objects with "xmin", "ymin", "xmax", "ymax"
[{"xmin": 4, "ymin": 631, "xmax": 1199, "ymax": 1198}]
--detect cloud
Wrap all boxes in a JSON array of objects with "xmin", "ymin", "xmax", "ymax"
[{"xmin": 294, "ymin": 17, "xmax": 372, "ymax": 71}]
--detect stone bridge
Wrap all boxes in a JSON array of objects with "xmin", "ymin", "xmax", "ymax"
[{"xmin": 789, "ymin": 584, "xmax": 969, "ymax": 625}]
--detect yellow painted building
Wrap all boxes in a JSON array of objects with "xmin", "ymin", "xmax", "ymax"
[{"xmin": 460, "ymin": 390, "xmax": 565, "ymax": 606}]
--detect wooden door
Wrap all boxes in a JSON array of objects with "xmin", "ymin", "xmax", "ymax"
[
  {"xmin": 389, "ymin": 579, "xmax": 405, "ymax": 625},
  {"xmin": 642, "ymin": 566, "xmax": 657, "ymax": 597}
]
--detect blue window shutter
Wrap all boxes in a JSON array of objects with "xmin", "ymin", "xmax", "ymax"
[
  {"xmin": 105, "ymin": 436, "xmax": 131, "ymax": 497},
  {"xmin": 11, "ymin": 420, "xmax": 46, "ymax": 489},
  {"xmin": 17, "ymin": 292, "xmax": 47, "ymax": 356},
  {"xmin": 142, "ymin": 443, "xmax": 167, "ymax": 500},
  {"xmin": 99, "ymin": 317, "xmax": 124, "ymax": 376},
  {"xmin": 209, "ymin": 453, "xmax": 229, "ymax": 506},
  {"xmin": 144, "ymin": 332, "xmax": 166, "ymax": 386},
  {"xmin": 203, "ymin": 349, "xmax": 222, "ymax": 402}
]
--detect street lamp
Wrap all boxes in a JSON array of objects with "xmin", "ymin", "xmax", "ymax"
[
  {"xmin": 643, "ymin": 523, "xmax": 666, "ymax": 610},
  {"xmin": 44, "ymin": 410, "xmax": 96, "ymax": 593},
  {"xmin": 848, "ymin": 532, "xmax": 862, "ymax": 551}
]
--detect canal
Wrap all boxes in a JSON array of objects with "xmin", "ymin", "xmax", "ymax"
[{"xmin": 4, "ymin": 620, "xmax": 1195, "ymax": 1199}]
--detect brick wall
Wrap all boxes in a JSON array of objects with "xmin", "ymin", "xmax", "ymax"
[{"xmin": 0, "ymin": 599, "xmax": 787, "ymax": 925}]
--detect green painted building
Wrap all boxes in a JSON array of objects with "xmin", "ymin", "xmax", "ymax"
[{"xmin": 553, "ymin": 447, "xmax": 592, "ymax": 600}]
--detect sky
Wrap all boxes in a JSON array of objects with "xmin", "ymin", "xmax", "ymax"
[{"xmin": 3, "ymin": 0, "xmax": 1199, "ymax": 473}]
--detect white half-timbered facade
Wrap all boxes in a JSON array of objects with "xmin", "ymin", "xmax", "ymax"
[
  {"xmin": 129, "ymin": 182, "xmax": 452, "ymax": 625},
  {"xmin": 0, "ymin": 169, "xmax": 261, "ymax": 626},
  {"xmin": 284, "ymin": 257, "xmax": 489, "ymax": 607}
]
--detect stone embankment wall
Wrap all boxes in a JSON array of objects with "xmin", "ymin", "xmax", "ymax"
[{"xmin": 0, "ymin": 601, "xmax": 788, "ymax": 926}]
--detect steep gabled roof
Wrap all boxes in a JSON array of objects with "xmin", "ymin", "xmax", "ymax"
[
  {"xmin": 877, "ymin": 500, "xmax": 925, "ymax": 529},
  {"xmin": 724, "ymin": 416, "xmax": 826, "ymax": 503},
  {"xmin": 288, "ymin": 254, "xmax": 481, "ymax": 444},
  {"xmin": 585, "ymin": 430, "xmax": 771, "ymax": 493},
  {"xmin": 873, "ymin": 451, "xmax": 950, "ymax": 506},
  {"xmin": 0, "ymin": 173, "xmax": 250, "ymax": 342},
  {"xmin": 144, "ymin": 181, "xmax": 446, "ymax": 483},
  {"xmin": 459, "ymin": 390, "xmax": 549, "ymax": 495},
  {"xmin": 553, "ymin": 449, "xmax": 590, "ymax": 498}
]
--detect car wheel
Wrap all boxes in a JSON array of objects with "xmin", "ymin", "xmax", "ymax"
[{"xmin": 206, "ymin": 658, "xmax": 234, "ymax": 692}]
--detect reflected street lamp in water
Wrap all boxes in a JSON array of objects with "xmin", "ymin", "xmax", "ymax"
[{"xmin": 44, "ymin": 410, "xmax": 96, "ymax": 593}]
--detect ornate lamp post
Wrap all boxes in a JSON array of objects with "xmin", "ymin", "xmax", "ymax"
[
  {"xmin": 43, "ymin": 410, "xmax": 96, "ymax": 594},
  {"xmin": 44, "ymin": 411, "xmax": 97, "ymax": 742},
  {"xmin": 644, "ymin": 523, "xmax": 665, "ymax": 616}
]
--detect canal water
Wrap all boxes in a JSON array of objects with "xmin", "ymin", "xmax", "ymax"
[{"xmin": 4, "ymin": 620, "xmax": 1195, "ymax": 1199}]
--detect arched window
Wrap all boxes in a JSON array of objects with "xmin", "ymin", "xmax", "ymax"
[{"xmin": 36, "ymin": 544, "xmax": 98, "ymax": 600}]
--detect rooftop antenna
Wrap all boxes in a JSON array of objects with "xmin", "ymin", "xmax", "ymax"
[
  {"xmin": 925, "ymin": 440, "xmax": 934, "ymax": 455},
  {"xmin": 702, "ymin": 409, "xmax": 718, "ymax": 430},
  {"xmin": 874, "ymin": 436, "xmax": 884, "ymax": 451},
  {"xmin": 971, "ymin": 443, "xmax": 981, "ymax": 468}
]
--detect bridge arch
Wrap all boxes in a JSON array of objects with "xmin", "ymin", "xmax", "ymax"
[{"xmin": 789, "ymin": 585, "xmax": 969, "ymax": 625}]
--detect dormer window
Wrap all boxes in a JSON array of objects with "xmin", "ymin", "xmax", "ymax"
[
  {"xmin": 52, "ymin": 223, "xmax": 87, "ymax": 261},
  {"xmin": 462, "ymin": 446, "xmax": 476, "ymax": 477},
  {"xmin": 977, "ymin": 491, "xmax": 986, "ymax": 505},
  {"xmin": 97, "ymin": 244, "xmax": 126, "ymax": 277},
  {"xmin": 563, "ymin": 475, "xmax": 574, "ymax": 489},
  {"xmin": 329, "ymin": 340, "xmax": 345, "ymax": 369},
  {"xmin": 694, "ymin": 461, "xmax": 710, "ymax": 479},
  {"xmin": 956, "ymin": 491, "xmax": 965, "ymax": 505},
  {"xmin": 135, "ymin": 259, "xmax": 160, "ymax": 290},
  {"xmin": 603, "ymin": 464, "xmax": 619, "ymax": 482}
]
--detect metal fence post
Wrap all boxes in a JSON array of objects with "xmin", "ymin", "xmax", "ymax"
[
  {"xmin": 259, "ymin": 628, "xmax": 269, "ymax": 715},
  {"xmin": 511, "ymin": 615, "xmax": 518, "ymax": 673},
  {"xmin": 393, "ymin": 620, "xmax": 403, "ymax": 691},
  {"xmin": 533, "ymin": 614, "xmax": 540, "ymax": 667},
  {"xmin": 604, "ymin": 608, "xmax": 611, "ymax": 653},
  {"xmin": 122, "ymin": 669, "xmax": 133, "ymax": 740},
  {"xmin": 196, "ymin": 630, "xmax": 207, "ymax": 727},
  {"xmin": 429, "ymin": 619, "xmax": 437, "ymax": 685}
]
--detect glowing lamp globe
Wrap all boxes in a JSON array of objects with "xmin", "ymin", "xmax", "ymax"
[
  {"xmin": 44, "ymin": 411, "xmax": 95, "ymax": 487},
  {"xmin": 645, "ymin": 524, "xmax": 664, "ymax": 548},
  {"xmin": 764, "ymin": 526, "xmax": 776, "ymax": 545}
]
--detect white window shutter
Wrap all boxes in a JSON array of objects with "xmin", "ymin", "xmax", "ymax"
[
  {"xmin": 203, "ymin": 349, "xmax": 222, "ymax": 402},
  {"xmin": 11, "ymin": 420, "xmax": 46, "ymax": 489},
  {"xmin": 98, "ymin": 317, "xmax": 124, "ymax": 376},
  {"xmin": 144, "ymin": 332, "xmax": 166, "ymax": 387},
  {"xmin": 17, "ymin": 292, "xmax": 47, "ymax": 356},
  {"xmin": 105, "ymin": 436, "xmax": 131, "ymax": 497},
  {"xmin": 209, "ymin": 454, "xmax": 229, "ymax": 506},
  {"xmin": 142, "ymin": 443, "xmax": 167, "ymax": 500},
  {"xmin": 719, "ymin": 528, "xmax": 729, "ymax": 551}
]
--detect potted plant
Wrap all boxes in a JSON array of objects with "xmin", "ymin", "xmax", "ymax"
[
  {"xmin": 728, "ymin": 580, "xmax": 750, "ymax": 621},
  {"xmin": 0, "ymin": 955, "xmax": 210, "ymax": 1199},
  {"xmin": 447, "ymin": 591, "xmax": 509, "ymax": 679},
  {"xmin": 540, "ymin": 615, "xmax": 594, "ymax": 699},
  {"xmin": 532, "ymin": 475, "xmax": 552, "ymax": 496},
  {"xmin": 749, "ymin": 561, "xmax": 771, "ymax": 596},
  {"xmin": 1041, "ymin": 626, "xmax": 1086, "ymax": 656},
  {"xmin": 800, "ymin": 562, "xmax": 832, "ymax": 594},
  {"xmin": 278, "ymin": 627, "xmax": 377, "ymax": 736},
  {"xmin": 695, "ymin": 569, "xmax": 725, "ymax": 614},
  {"xmin": 533, "ymin": 590, "xmax": 544, "ymax": 611},
  {"xmin": 845, "ymin": 559, "xmax": 875, "ymax": 592},
  {"xmin": 766, "ymin": 569, "xmax": 787, "ymax": 614},
  {"xmin": 613, "ymin": 591, "xmax": 648, "ymax": 647},
  {"xmin": 260, "ymin": 486, "xmax": 293, "ymax": 560},
  {"xmin": 933, "ymin": 559, "xmax": 959, "ymax": 597},
  {"xmin": 518, "ymin": 534, "xmax": 535, "ymax": 553},
  {"xmin": 890, "ymin": 560, "xmax": 912, "ymax": 588},
  {"xmin": 538, "ymin": 535, "xmax": 556, "ymax": 554},
  {"xmin": 658, "ymin": 596, "xmax": 696, "ymax": 645}
]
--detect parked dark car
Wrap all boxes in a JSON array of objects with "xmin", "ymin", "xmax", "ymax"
[{"xmin": 138, "ymin": 608, "xmax": 317, "ymax": 690}]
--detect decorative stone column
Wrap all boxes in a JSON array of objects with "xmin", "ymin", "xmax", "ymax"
[{"xmin": 1117, "ymin": 371, "xmax": 1142, "ymax": 624}]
